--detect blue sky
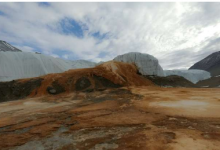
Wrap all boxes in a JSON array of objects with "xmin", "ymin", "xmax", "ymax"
[
  {"xmin": 0, "ymin": 10, "xmax": 5, "ymax": 16},
  {"xmin": 38, "ymin": 2, "xmax": 50, "ymax": 7},
  {"xmin": 59, "ymin": 17, "xmax": 85, "ymax": 38},
  {"xmin": 0, "ymin": 2, "xmax": 220, "ymax": 69}
]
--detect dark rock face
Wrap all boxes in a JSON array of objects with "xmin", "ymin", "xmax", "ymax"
[
  {"xmin": 93, "ymin": 75, "xmax": 122, "ymax": 89},
  {"xmin": 75, "ymin": 77, "xmax": 92, "ymax": 91},
  {"xmin": 47, "ymin": 81, "xmax": 65, "ymax": 95},
  {"xmin": 0, "ymin": 78, "xmax": 43, "ymax": 102},
  {"xmin": 0, "ymin": 40, "xmax": 22, "ymax": 52},
  {"xmin": 75, "ymin": 76, "xmax": 122, "ymax": 92},
  {"xmin": 189, "ymin": 51, "xmax": 220, "ymax": 76},
  {"xmin": 196, "ymin": 76, "xmax": 220, "ymax": 88},
  {"xmin": 0, "ymin": 75, "xmax": 123, "ymax": 102},
  {"xmin": 144, "ymin": 75, "xmax": 196, "ymax": 87}
]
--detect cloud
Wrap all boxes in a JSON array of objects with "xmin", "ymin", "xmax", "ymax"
[{"xmin": 0, "ymin": 2, "xmax": 220, "ymax": 69}]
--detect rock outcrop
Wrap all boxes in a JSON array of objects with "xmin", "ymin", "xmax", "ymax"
[
  {"xmin": 113, "ymin": 52, "xmax": 165, "ymax": 76},
  {"xmin": 164, "ymin": 69, "xmax": 211, "ymax": 84}
]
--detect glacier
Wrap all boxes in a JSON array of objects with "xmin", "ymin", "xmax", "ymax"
[
  {"xmin": 113, "ymin": 52, "xmax": 165, "ymax": 76},
  {"xmin": 65, "ymin": 60, "xmax": 97, "ymax": 69},
  {"xmin": 0, "ymin": 50, "xmax": 212, "ymax": 84},
  {"xmin": 0, "ymin": 52, "xmax": 96, "ymax": 81},
  {"xmin": 164, "ymin": 69, "xmax": 211, "ymax": 84}
]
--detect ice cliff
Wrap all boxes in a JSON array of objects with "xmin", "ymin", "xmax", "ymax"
[
  {"xmin": 0, "ymin": 52, "xmax": 96, "ymax": 81},
  {"xmin": 113, "ymin": 52, "xmax": 165, "ymax": 76}
]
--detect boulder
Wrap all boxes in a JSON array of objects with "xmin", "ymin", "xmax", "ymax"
[{"xmin": 47, "ymin": 87, "xmax": 57, "ymax": 94}]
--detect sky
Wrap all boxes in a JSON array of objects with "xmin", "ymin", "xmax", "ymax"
[{"xmin": 0, "ymin": 2, "xmax": 220, "ymax": 69}]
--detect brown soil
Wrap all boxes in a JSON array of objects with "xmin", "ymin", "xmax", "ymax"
[
  {"xmin": 0, "ymin": 86, "xmax": 220, "ymax": 150},
  {"xmin": 1, "ymin": 61, "xmax": 220, "ymax": 150}
]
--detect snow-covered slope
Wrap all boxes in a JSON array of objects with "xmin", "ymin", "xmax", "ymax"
[
  {"xmin": 113, "ymin": 52, "xmax": 165, "ymax": 76},
  {"xmin": 0, "ymin": 52, "xmax": 96, "ymax": 81},
  {"xmin": 164, "ymin": 69, "xmax": 211, "ymax": 84},
  {"xmin": 0, "ymin": 41, "xmax": 22, "ymax": 52}
]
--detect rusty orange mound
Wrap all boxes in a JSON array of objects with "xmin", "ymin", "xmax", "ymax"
[
  {"xmin": 16, "ymin": 61, "xmax": 154, "ymax": 97},
  {"xmin": 95, "ymin": 61, "xmax": 153, "ymax": 86}
]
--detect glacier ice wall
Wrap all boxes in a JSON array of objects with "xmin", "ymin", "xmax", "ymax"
[
  {"xmin": 113, "ymin": 52, "xmax": 165, "ymax": 76},
  {"xmin": 0, "ymin": 52, "xmax": 96, "ymax": 81}
]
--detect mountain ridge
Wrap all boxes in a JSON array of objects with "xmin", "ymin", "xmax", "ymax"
[
  {"xmin": 189, "ymin": 51, "xmax": 220, "ymax": 76},
  {"xmin": 0, "ymin": 40, "xmax": 22, "ymax": 52}
]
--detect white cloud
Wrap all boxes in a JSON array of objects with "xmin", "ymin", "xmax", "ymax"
[{"xmin": 1, "ymin": 2, "xmax": 220, "ymax": 69}]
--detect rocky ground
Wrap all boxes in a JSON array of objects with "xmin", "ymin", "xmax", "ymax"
[
  {"xmin": 0, "ymin": 86, "xmax": 220, "ymax": 150},
  {"xmin": 144, "ymin": 75, "xmax": 196, "ymax": 88},
  {"xmin": 196, "ymin": 76, "xmax": 220, "ymax": 88}
]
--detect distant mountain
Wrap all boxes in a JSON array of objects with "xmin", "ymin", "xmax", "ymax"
[
  {"xmin": 0, "ymin": 40, "xmax": 22, "ymax": 52},
  {"xmin": 189, "ymin": 51, "xmax": 220, "ymax": 76}
]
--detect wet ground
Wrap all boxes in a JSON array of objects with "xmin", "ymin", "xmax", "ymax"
[{"xmin": 0, "ymin": 87, "xmax": 220, "ymax": 150}]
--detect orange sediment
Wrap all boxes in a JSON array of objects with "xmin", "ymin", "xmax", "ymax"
[{"xmin": 25, "ymin": 61, "xmax": 154, "ymax": 97}]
